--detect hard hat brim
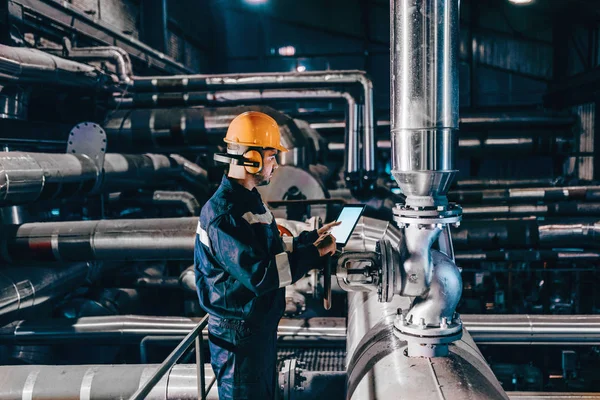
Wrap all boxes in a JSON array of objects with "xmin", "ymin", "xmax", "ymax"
[{"xmin": 224, "ymin": 138, "xmax": 288, "ymax": 153}]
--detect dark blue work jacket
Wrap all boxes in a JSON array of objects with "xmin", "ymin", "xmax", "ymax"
[{"xmin": 194, "ymin": 175, "xmax": 321, "ymax": 330}]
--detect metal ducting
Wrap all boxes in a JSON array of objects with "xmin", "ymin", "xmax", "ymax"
[{"xmin": 0, "ymin": 43, "xmax": 116, "ymax": 89}]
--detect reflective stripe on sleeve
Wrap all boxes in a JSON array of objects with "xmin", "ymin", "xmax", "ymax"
[
  {"xmin": 282, "ymin": 236, "xmax": 294, "ymax": 252},
  {"xmin": 275, "ymin": 252, "xmax": 292, "ymax": 288}
]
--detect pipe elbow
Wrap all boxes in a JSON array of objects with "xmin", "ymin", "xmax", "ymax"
[{"xmin": 407, "ymin": 250, "xmax": 462, "ymax": 326}]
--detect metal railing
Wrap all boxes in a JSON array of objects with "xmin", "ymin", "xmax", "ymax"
[{"xmin": 129, "ymin": 314, "xmax": 213, "ymax": 400}]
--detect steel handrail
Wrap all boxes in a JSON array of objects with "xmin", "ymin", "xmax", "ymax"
[{"xmin": 129, "ymin": 314, "xmax": 210, "ymax": 400}]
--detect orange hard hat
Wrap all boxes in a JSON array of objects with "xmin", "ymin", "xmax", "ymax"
[{"xmin": 224, "ymin": 111, "xmax": 288, "ymax": 153}]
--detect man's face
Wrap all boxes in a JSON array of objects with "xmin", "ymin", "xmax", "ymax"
[{"xmin": 254, "ymin": 149, "xmax": 279, "ymax": 186}]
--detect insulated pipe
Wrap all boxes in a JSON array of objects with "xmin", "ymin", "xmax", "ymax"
[
  {"xmin": 40, "ymin": 38, "xmax": 133, "ymax": 84},
  {"xmin": 0, "ymin": 43, "xmax": 116, "ymax": 89},
  {"xmin": 108, "ymin": 191, "xmax": 201, "ymax": 216},
  {"xmin": 130, "ymin": 70, "xmax": 376, "ymax": 178},
  {"xmin": 311, "ymin": 111, "xmax": 576, "ymax": 131},
  {"xmin": 0, "ymin": 152, "xmax": 182, "ymax": 206},
  {"xmin": 452, "ymin": 219, "xmax": 600, "ymax": 250},
  {"xmin": 0, "ymin": 315, "xmax": 348, "ymax": 345},
  {"xmin": 328, "ymin": 135, "xmax": 573, "ymax": 156},
  {"xmin": 449, "ymin": 186, "xmax": 600, "ymax": 204},
  {"xmin": 0, "ymin": 364, "xmax": 218, "ymax": 400},
  {"xmin": 461, "ymin": 202, "xmax": 600, "ymax": 218},
  {"xmin": 454, "ymin": 178, "xmax": 560, "ymax": 189},
  {"xmin": 0, "ymin": 217, "xmax": 197, "ymax": 263},
  {"xmin": 455, "ymin": 250, "xmax": 600, "ymax": 262},
  {"xmin": 0, "ymin": 263, "xmax": 91, "ymax": 323},
  {"xmin": 111, "ymin": 89, "xmax": 360, "ymax": 177},
  {"xmin": 390, "ymin": 0, "xmax": 460, "ymax": 200}
]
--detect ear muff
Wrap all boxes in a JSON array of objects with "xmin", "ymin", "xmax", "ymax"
[{"xmin": 243, "ymin": 150, "xmax": 263, "ymax": 174}]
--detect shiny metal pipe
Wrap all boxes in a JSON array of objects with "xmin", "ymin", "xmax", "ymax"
[
  {"xmin": 452, "ymin": 219, "xmax": 600, "ymax": 250},
  {"xmin": 0, "ymin": 263, "xmax": 91, "ymax": 323},
  {"xmin": 4, "ymin": 314, "xmax": 600, "ymax": 346},
  {"xmin": 0, "ymin": 315, "xmax": 348, "ymax": 345},
  {"xmin": 103, "ymin": 106, "xmax": 316, "ymax": 167},
  {"xmin": 0, "ymin": 43, "xmax": 116, "ymax": 89},
  {"xmin": 461, "ymin": 202, "xmax": 600, "ymax": 218},
  {"xmin": 40, "ymin": 38, "xmax": 133, "ymax": 84},
  {"xmin": 455, "ymin": 249, "xmax": 600, "ymax": 262},
  {"xmin": 0, "ymin": 364, "xmax": 218, "ymax": 400},
  {"xmin": 461, "ymin": 314, "xmax": 600, "ymax": 346},
  {"xmin": 390, "ymin": 0, "xmax": 460, "ymax": 198},
  {"xmin": 449, "ymin": 186, "xmax": 600, "ymax": 204},
  {"xmin": 0, "ymin": 152, "xmax": 184, "ymax": 206},
  {"xmin": 130, "ymin": 70, "xmax": 376, "ymax": 175},
  {"xmin": 454, "ymin": 178, "xmax": 560, "ymax": 189},
  {"xmin": 328, "ymin": 135, "xmax": 572, "ymax": 155},
  {"xmin": 0, "ymin": 217, "xmax": 197, "ymax": 263}
]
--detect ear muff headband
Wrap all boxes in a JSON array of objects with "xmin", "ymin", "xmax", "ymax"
[{"xmin": 213, "ymin": 150, "xmax": 263, "ymax": 174}]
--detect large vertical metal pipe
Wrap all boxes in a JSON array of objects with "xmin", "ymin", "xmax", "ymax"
[{"xmin": 391, "ymin": 0, "xmax": 459, "ymax": 201}]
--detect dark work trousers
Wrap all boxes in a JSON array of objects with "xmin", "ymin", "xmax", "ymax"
[{"xmin": 207, "ymin": 317, "xmax": 277, "ymax": 400}]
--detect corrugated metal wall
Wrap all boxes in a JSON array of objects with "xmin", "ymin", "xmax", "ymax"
[
  {"xmin": 573, "ymin": 103, "xmax": 596, "ymax": 181},
  {"xmin": 65, "ymin": 0, "xmax": 140, "ymax": 39}
]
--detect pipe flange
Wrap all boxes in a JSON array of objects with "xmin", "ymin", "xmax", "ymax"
[
  {"xmin": 393, "ymin": 204, "xmax": 462, "ymax": 228},
  {"xmin": 393, "ymin": 311, "xmax": 463, "ymax": 357},
  {"xmin": 393, "ymin": 311, "xmax": 462, "ymax": 337}
]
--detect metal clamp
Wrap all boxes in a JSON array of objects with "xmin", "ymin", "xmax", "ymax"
[{"xmin": 67, "ymin": 122, "xmax": 107, "ymax": 193}]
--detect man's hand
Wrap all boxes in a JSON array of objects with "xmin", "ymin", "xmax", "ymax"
[
  {"xmin": 314, "ymin": 233, "xmax": 337, "ymax": 257},
  {"xmin": 318, "ymin": 220, "xmax": 341, "ymax": 235}
]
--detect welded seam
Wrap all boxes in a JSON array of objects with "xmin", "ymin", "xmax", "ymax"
[
  {"xmin": 80, "ymin": 367, "xmax": 96, "ymax": 400},
  {"xmin": 22, "ymin": 370, "xmax": 39, "ymax": 400},
  {"xmin": 427, "ymin": 358, "xmax": 447, "ymax": 400}
]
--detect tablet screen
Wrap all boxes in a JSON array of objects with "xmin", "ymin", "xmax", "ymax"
[{"xmin": 330, "ymin": 205, "xmax": 365, "ymax": 246}]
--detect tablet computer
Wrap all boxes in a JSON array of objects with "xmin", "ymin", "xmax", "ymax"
[{"xmin": 330, "ymin": 204, "xmax": 366, "ymax": 247}]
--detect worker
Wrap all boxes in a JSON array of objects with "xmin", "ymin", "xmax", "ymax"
[{"xmin": 194, "ymin": 111, "xmax": 338, "ymax": 399}]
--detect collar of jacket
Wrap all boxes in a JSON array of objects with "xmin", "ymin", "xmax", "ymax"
[{"xmin": 220, "ymin": 174, "xmax": 262, "ymax": 200}]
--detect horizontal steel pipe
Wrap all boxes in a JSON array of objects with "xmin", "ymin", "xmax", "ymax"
[
  {"xmin": 0, "ymin": 152, "xmax": 187, "ymax": 206},
  {"xmin": 3, "ymin": 314, "xmax": 600, "ymax": 346},
  {"xmin": 454, "ymin": 178, "xmax": 560, "ymax": 189},
  {"xmin": 328, "ymin": 135, "xmax": 573, "ymax": 155},
  {"xmin": 0, "ymin": 315, "xmax": 348, "ymax": 345},
  {"xmin": 0, "ymin": 217, "xmax": 197, "ymax": 263},
  {"xmin": 462, "ymin": 202, "xmax": 600, "ymax": 218},
  {"xmin": 455, "ymin": 250, "xmax": 600, "ymax": 262},
  {"xmin": 450, "ymin": 186, "xmax": 600, "ymax": 204},
  {"xmin": 311, "ymin": 112, "xmax": 575, "ymax": 131},
  {"xmin": 0, "ymin": 364, "xmax": 218, "ymax": 400},
  {"xmin": 0, "ymin": 43, "xmax": 116, "ymax": 89},
  {"xmin": 452, "ymin": 219, "xmax": 600, "ymax": 250}
]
